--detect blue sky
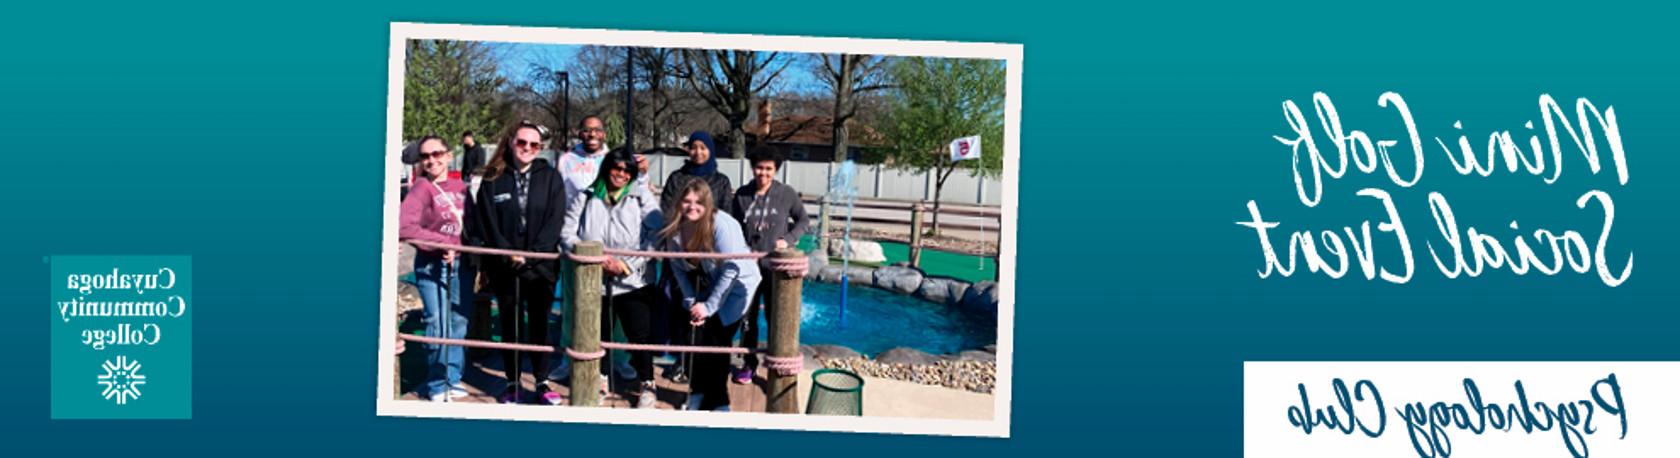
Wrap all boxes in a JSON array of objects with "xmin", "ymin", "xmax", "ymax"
[{"xmin": 489, "ymin": 42, "xmax": 824, "ymax": 94}]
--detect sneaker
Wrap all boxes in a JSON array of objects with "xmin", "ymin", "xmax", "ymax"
[
  {"xmin": 542, "ymin": 391, "xmax": 565, "ymax": 406},
  {"xmin": 732, "ymin": 367, "xmax": 753, "ymax": 385},
  {"xmin": 429, "ymin": 391, "xmax": 453, "ymax": 403},
  {"xmin": 499, "ymin": 383, "xmax": 520, "ymax": 404},
  {"xmin": 448, "ymin": 386, "xmax": 471, "ymax": 399},
  {"xmin": 668, "ymin": 365, "xmax": 689, "ymax": 384},
  {"xmin": 637, "ymin": 382, "xmax": 658, "ymax": 409}
]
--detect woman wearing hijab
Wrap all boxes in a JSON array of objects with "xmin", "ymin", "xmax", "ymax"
[{"xmin": 660, "ymin": 131, "xmax": 734, "ymax": 214}]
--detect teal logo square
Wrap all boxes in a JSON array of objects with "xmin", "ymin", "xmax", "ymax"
[{"xmin": 50, "ymin": 256, "xmax": 192, "ymax": 419}]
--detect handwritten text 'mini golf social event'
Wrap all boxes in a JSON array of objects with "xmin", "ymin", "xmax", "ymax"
[{"xmin": 1238, "ymin": 92, "xmax": 1633, "ymax": 287}]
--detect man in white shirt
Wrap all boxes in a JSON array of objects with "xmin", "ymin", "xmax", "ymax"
[{"xmin": 556, "ymin": 116, "xmax": 650, "ymax": 204}]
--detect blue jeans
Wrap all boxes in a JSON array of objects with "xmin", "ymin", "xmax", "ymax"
[{"xmin": 415, "ymin": 251, "xmax": 470, "ymax": 396}]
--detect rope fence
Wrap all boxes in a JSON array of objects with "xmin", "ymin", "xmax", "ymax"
[
  {"xmin": 396, "ymin": 238, "xmax": 809, "ymax": 411},
  {"xmin": 405, "ymin": 239, "xmax": 808, "ymax": 275}
]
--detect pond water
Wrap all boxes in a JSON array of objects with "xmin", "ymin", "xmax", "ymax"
[{"xmin": 767, "ymin": 280, "xmax": 996, "ymax": 357}]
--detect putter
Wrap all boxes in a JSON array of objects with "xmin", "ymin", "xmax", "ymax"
[
  {"xmin": 682, "ymin": 319, "xmax": 702, "ymax": 410},
  {"xmin": 440, "ymin": 261, "xmax": 453, "ymax": 402},
  {"xmin": 511, "ymin": 274, "xmax": 522, "ymax": 404}
]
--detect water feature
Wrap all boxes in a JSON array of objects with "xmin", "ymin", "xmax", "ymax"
[{"xmin": 769, "ymin": 281, "xmax": 996, "ymax": 357}]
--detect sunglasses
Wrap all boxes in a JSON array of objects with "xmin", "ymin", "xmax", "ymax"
[
  {"xmin": 421, "ymin": 150, "xmax": 451, "ymax": 158},
  {"xmin": 514, "ymin": 139, "xmax": 542, "ymax": 149}
]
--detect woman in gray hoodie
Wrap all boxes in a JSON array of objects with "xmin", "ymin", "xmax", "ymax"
[{"xmin": 560, "ymin": 147, "xmax": 664, "ymax": 408}]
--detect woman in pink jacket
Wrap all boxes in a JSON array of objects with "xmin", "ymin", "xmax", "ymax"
[{"xmin": 399, "ymin": 135, "xmax": 472, "ymax": 402}]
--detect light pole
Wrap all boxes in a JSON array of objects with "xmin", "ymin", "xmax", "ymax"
[
  {"xmin": 556, "ymin": 71, "xmax": 570, "ymax": 150},
  {"xmin": 624, "ymin": 48, "xmax": 635, "ymax": 152}
]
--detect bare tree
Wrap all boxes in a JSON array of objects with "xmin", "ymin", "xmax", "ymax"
[
  {"xmin": 632, "ymin": 48, "xmax": 711, "ymax": 149},
  {"xmin": 515, "ymin": 64, "xmax": 568, "ymax": 142},
  {"xmin": 815, "ymin": 54, "xmax": 892, "ymax": 163},
  {"xmin": 676, "ymin": 49, "xmax": 790, "ymax": 158}
]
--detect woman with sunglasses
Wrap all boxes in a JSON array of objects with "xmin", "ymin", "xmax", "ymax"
[
  {"xmin": 399, "ymin": 135, "xmax": 472, "ymax": 402},
  {"xmin": 476, "ymin": 121, "xmax": 568, "ymax": 404}
]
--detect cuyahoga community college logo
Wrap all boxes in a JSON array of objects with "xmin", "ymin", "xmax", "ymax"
[{"xmin": 97, "ymin": 356, "xmax": 146, "ymax": 405}]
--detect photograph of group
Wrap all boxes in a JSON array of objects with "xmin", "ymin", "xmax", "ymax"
[{"xmin": 377, "ymin": 22, "xmax": 1020, "ymax": 437}]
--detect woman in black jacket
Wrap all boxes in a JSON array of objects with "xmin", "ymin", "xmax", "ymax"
[{"xmin": 475, "ymin": 121, "xmax": 567, "ymax": 404}]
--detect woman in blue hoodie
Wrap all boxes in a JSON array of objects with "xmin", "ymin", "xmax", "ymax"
[{"xmin": 658, "ymin": 179, "xmax": 760, "ymax": 411}]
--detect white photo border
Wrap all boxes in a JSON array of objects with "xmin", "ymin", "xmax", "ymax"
[{"xmin": 378, "ymin": 21, "xmax": 1022, "ymax": 438}]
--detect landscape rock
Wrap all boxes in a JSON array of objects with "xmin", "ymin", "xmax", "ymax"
[
  {"xmin": 827, "ymin": 239, "xmax": 887, "ymax": 264},
  {"xmin": 875, "ymin": 347, "xmax": 946, "ymax": 366},
  {"xmin": 815, "ymin": 264, "xmax": 843, "ymax": 283},
  {"xmin": 841, "ymin": 265, "xmax": 875, "ymax": 286},
  {"xmin": 959, "ymin": 280, "xmax": 999, "ymax": 320},
  {"xmin": 945, "ymin": 280, "xmax": 971, "ymax": 307},
  {"xmin": 916, "ymin": 277, "xmax": 953, "ymax": 304},
  {"xmin": 874, "ymin": 265, "xmax": 924, "ymax": 295},
  {"xmin": 807, "ymin": 344, "xmax": 862, "ymax": 360},
  {"xmin": 956, "ymin": 350, "xmax": 996, "ymax": 362},
  {"xmin": 397, "ymin": 282, "xmax": 422, "ymax": 314}
]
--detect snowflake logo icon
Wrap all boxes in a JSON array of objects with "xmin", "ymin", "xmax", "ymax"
[{"xmin": 97, "ymin": 356, "xmax": 146, "ymax": 405}]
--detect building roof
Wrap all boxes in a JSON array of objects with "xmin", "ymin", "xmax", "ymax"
[{"xmin": 749, "ymin": 115, "xmax": 884, "ymax": 147}]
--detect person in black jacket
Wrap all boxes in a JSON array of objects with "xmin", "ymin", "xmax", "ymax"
[
  {"xmin": 727, "ymin": 146, "xmax": 809, "ymax": 383},
  {"xmin": 461, "ymin": 130, "xmax": 486, "ymax": 183},
  {"xmin": 475, "ymin": 121, "xmax": 567, "ymax": 404}
]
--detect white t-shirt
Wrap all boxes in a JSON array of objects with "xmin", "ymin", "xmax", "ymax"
[{"xmin": 556, "ymin": 143, "xmax": 651, "ymax": 205}]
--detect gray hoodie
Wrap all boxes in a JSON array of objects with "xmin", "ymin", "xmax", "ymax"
[
  {"xmin": 729, "ymin": 180, "xmax": 809, "ymax": 267},
  {"xmin": 560, "ymin": 183, "xmax": 660, "ymax": 296}
]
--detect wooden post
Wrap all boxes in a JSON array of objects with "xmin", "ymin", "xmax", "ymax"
[
  {"xmin": 909, "ymin": 202, "xmax": 925, "ymax": 268},
  {"xmin": 569, "ymin": 241, "xmax": 604, "ymax": 406},
  {"xmin": 393, "ymin": 334, "xmax": 403, "ymax": 399},
  {"xmin": 767, "ymin": 248, "xmax": 804, "ymax": 414}
]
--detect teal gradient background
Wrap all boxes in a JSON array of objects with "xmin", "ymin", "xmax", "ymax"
[{"xmin": 3, "ymin": 1, "xmax": 1678, "ymax": 455}]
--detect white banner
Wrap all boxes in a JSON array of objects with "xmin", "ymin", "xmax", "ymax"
[
  {"xmin": 950, "ymin": 135, "xmax": 981, "ymax": 161},
  {"xmin": 1244, "ymin": 362, "xmax": 1680, "ymax": 458}
]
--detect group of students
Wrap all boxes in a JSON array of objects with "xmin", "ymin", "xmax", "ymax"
[{"xmin": 399, "ymin": 116, "xmax": 809, "ymax": 411}]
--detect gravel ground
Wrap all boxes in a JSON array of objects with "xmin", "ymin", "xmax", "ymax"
[{"xmin": 819, "ymin": 357, "xmax": 996, "ymax": 394}]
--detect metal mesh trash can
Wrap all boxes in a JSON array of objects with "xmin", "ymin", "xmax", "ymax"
[{"xmin": 806, "ymin": 368, "xmax": 864, "ymax": 416}]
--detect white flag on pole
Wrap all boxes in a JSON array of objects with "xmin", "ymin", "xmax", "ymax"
[{"xmin": 949, "ymin": 135, "xmax": 982, "ymax": 162}]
